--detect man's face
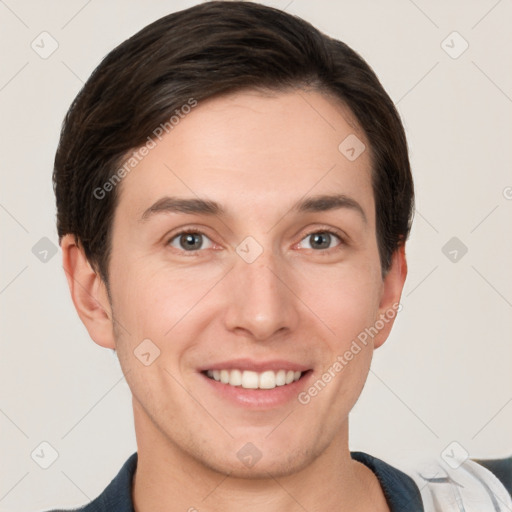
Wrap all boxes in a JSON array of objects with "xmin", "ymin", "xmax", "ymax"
[{"xmin": 105, "ymin": 89, "xmax": 403, "ymax": 477}]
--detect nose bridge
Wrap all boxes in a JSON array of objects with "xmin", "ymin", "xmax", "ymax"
[{"xmin": 222, "ymin": 240, "xmax": 299, "ymax": 339}]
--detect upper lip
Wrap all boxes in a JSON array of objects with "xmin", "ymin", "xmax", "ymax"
[{"xmin": 199, "ymin": 359, "xmax": 311, "ymax": 373}]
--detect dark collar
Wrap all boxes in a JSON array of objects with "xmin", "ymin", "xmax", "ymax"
[
  {"xmin": 351, "ymin": 451, "xmax": 424, "ymax": 511},
  {"xmin": 61, "ymin": 451, "xmax": 423, "ymax": 512}
]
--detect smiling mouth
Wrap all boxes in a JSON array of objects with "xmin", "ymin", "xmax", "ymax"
[{"xmin": 203, "ymin": 369, "xmax": 308, "ymax": 390}]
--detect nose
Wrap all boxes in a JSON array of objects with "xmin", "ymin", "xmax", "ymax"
[{"xmin": 222, "ymin": 248, "xmax": 300, "ymax": 341}]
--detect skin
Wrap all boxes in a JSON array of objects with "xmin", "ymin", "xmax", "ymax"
[{"xmin": 62, "ymin": 89, "xmax": 407, "ymax": 512}]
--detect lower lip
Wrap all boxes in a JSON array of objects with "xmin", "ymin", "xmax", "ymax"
[{"xmin": 200, "ymin": 371, "xmax": 313, "ymax": 409}]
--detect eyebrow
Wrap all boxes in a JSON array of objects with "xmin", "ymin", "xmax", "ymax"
[{"xmin": 139, "ymin": 193, "xmax": 367, "ymax": 223}]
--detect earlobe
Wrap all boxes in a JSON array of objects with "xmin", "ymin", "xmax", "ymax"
[
  {"xmin": 373, "ymin": 245, "xmax": 408, "ymax": 349},
  {"xmin": 60, "ymin": 234, "xmax": 116, "ymax": 349}
]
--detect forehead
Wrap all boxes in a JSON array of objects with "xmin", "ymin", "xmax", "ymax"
[{"xmin": 115, "ymin": 89, "xmax": 374, "ymax": 226}]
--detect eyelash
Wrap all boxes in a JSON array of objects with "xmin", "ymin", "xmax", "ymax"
[{"xmin": 165, "ymin": 226, "xmax": 346, "ymax": 255}]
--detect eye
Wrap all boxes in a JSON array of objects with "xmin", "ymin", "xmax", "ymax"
[
  {"xmin": 297, "ymin": 229, "xmax": 344, "ymax": 251},
  {"xmin": 167, "ymin": 230, "xmax": 214, "ymax": 252}
]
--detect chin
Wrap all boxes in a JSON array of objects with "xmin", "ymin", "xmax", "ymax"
[{"xmin": 195, "ymin": 442, "xmax": 322, "ymax": 480}]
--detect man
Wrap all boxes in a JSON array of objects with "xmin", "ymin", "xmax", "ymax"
[{"xmin": 50, "ymin": 2, "xmax": 511, "ymax": 511}]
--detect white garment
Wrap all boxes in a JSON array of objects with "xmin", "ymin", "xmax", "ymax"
[{"xmin": 403, "ymin": 458, "xmax": 512, "ymax": 512}]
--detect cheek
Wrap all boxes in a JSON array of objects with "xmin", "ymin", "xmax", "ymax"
[
  {"xmin": 109, "ymin": 258, "xmax": 219, "ymax": 352},
  {"xmin": 297, "ymin": 263, "xmax": 382, "ymax": 344}
]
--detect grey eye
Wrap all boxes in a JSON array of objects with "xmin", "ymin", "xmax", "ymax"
[
  {"xmin": 299, "ymin": 231, "xmax": 342, "ymax": 251},
  {"xmin": 168, "ymin": 232, "xmax": 214, "ymax": 251}
]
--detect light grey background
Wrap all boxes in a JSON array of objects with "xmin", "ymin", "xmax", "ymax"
[{"xmin": 1, "ymin": 0, "xmax": 511, "ymax": 510}]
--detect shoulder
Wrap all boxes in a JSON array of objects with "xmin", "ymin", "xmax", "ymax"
[
  {"xmin": 352, "ymin": 451, "xmax": 512, "ymax": 512},
  {"xmin": 42, "ymin": 452, "xmax": 138, "ymax": 512},
  {"xmin": 398, "ymin": 454, "xmax": 512, "ymax": 512},
  {"xmin": 474, "ymin": 455, "xmax": 512, "ymax": 496}
]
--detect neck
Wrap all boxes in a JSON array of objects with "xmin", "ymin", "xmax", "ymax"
[{"xmin": 131, "ymin": 399, "xmax": 389, "ymax": 512}]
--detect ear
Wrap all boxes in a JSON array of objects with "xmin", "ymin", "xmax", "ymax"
[
  {"xmin": 373, "ymin": 244, "xmax": 408, "ymax": 349},
  {"xmin": 60, "ymin": 234, "xmax": 116, "ymax": 349}
]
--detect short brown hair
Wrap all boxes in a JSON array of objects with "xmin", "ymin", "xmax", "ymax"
[{"xmin": 54, "ymin": 0, "xmax": 414, "ymax": 284}]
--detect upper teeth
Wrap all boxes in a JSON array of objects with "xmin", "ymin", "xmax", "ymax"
[{"xmin": 206, "ymin": 369, "xmax": 302, "ymax": 389}]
